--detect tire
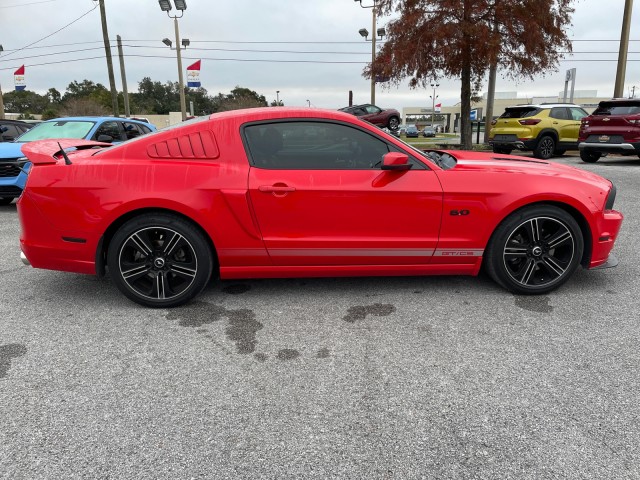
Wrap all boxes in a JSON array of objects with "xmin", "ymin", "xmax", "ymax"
[
  {"xmin": 484, "ymin": 205, "xmax": 584, "ymax": 295},
  {"xmin": 107, "ymin": 213, "xmax": 214, "ymax": 308},
  {"xmin": 580, "ymin": 150, "xmax": 601, "ymax": 163},
  {"xmin": 533, "ymin": 135, "xmax": 555, "ymax": 159},
  {"xmin": 492, "ymin": 145, "xmax": 513, "ymax": 155},
  {"xmin": 0, "ymin": 197, "xmax": 14, "ymax": 206},
  {"xmin": 387, "ymin": 117, "xmax": 400, "ymax": 131}
]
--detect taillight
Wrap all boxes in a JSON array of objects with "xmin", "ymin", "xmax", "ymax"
[
  {"xmin": 518, "ymin": 119, "xmax": 541, "ymax": 126},
  {"xmin": 490, "ymin": 119, "xmax": 497, "ymax": 126}
]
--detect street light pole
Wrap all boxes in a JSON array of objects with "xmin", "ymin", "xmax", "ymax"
[
  {"xmin": 173, "ymin": 16, "xmax": 187, "ymax": 120},
  {"xmin": 430, "ymin": 82, "xmax": 439, "ymax": 127},
  {"xmin": 614, "ymin": 0, "xmax": 633, "ymax": 98},
  {"xmin": 355, "ymin": 0, "xmax": 383, "ymax": 105},
  {"xmin": 276, "ymin": 90, "xmax": 280, "ymax": 105},
  {"xmin": 159, "ymin": 0, "xmax": 188, "ymax": 121}
]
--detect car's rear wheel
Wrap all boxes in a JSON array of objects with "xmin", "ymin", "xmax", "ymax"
[
  {"xmin": 533, "ymin": 136, "xmax": 555, "ymax": 159},
  {"xmin": 484, "ymin": 205, "xmax": 583, "ymax": 295},
  {"xmin": 580, "ymin": 150, "xmax": 602, "ymax": 163},
  {"xmin": 0, "ymin": 197, "xmax": 14, "ymax": 206},
  {"xmin": 492, "ymin": 145, "xmax": 513, "ymax": 155},
  {"xmin": 387, "ymin": 117, "xmax": 400, "ymax": 131},
  {"xmin": 107, "ymin": 213, "xmax": 213, "ymax": 308}
]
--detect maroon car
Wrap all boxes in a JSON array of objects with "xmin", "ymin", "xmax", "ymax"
[
  {"xmin": 339, "ymin": 104, "xmax": 401, "ymax": 131},
  {"xmin": 578, "ymin": 98, "xmax": 640, "ymax": 163}
]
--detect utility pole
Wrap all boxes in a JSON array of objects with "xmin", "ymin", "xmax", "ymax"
[
  {"xmin": 0, "ymin": 45, "xmax": 5, "ymax": 119},
  {"xmin": 116, "ymin": 35, "xmax": 130, "ymax": 117},
  {"xmin": 614, "ymin": 0, "xmax": 633, "ymax": 98},
  {"xmin": 98, "ymin": 0, "xmax": 119, "ymax": 116}
]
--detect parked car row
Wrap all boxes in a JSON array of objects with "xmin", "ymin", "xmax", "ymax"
[
  {"xmin": 488, "ymin": 98, "xmax": 640, "ymax": 163},
  {"xmin": 0, "ymin": 116, "xmax": 156, "ymax": 205}
]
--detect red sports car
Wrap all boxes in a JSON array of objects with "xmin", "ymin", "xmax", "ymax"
[{"xmin": 17, "ymin": 108, "xmax": 623, "ymax": 307}]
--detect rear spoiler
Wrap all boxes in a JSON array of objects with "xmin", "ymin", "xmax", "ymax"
[{"xmin": 21, "ymin": 139, "xmax": 112, "ymax": 165}]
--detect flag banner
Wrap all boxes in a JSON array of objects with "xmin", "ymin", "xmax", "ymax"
[
  {"xmin": 435, "ymin": 103, "xmax": 441, "ymax": 113},
  {"xmin": 14, "ymin": 65, "xmax": 26, "ymax": 91},
  {"xmin": 186, "ymin": 60, "xmax": 201, "ymax": 88}
]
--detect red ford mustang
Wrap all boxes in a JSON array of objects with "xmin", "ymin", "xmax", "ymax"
[{"xmin": 17, "ymin": 107, "xmax": 623, "ymax": 307}]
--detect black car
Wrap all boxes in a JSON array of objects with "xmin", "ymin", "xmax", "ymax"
[
  {"xmin": 0, "ymin": 119, "xmax": 32, "ymax": 142},
  {"xmin": 405, "ymin": 125, "xmax": 419, "ymax": 138}
]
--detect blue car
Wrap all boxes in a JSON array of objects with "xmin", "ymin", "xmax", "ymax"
[{"xmin": 0, "ymin": 116, "xmax": 156, "ymax": 205}]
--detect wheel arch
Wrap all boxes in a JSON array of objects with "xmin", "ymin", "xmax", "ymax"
[
  {"xmin": 484, "ymin": 200, "xmax": 593, "ymax": 269},
  {"xmin": 95, "ymin": 207, "xmax": 219, "ymax": 277},
  {"xmin": 535, "ymin": 128, "xmax": 559, "ymax": 143}
]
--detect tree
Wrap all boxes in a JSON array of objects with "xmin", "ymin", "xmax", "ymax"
[
  {"xmin": 372, "ymin": 0, "xmax": 574, "ymax": 149},
  {"xmin": 63, "ymin": 79, "xmax": 112, "ymax": 110},
  {"xmin": 213, "ymin": 86, "xmax": 268, "ymax": 112},
  {"xmin": 1, "ymin": 90, "xmax": 50, "ymax": 115}
]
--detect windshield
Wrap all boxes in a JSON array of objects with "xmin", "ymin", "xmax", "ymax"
[{"xmin": 16, "ymin": 120, "xmax": 95, "ymax": 142}]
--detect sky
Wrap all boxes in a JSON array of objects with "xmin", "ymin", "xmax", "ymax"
[{"xmin": 0, "ymin": 0, "xmax": 638, "ymax": 113}]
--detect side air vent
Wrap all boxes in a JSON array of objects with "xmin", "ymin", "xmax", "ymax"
[{"xmin": 147, "ymin": 131, "xmax": 219, "ymax": 159}]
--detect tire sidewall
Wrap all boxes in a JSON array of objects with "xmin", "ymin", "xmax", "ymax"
[
  {"xmin": 107, "ymin": 213, "xmax": 213, "ymax": 308},
  {"xmin": 486, "ymin": 205, "xmax": 584, "ymax": 294}
]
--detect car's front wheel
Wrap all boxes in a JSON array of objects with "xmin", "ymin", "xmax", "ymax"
[
  {"xmin": 387, "ymin": 117, "xmax": 400, "ymax": 131},
  {"xmin": 484, "ymin": 205, "xmax": 583, "ymax": 295},
  {"xmin": 533, "ymin": 135, "xmax": 556, "ymax": 159},
  {"xmin": 580, "ymin": 150, "xmax": 602, "ymax": 163},
  {"xmin": 107, "ymin": 213, "xmax": 214, "ymax": 308}
]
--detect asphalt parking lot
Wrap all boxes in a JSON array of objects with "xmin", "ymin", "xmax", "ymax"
[{"xmin": 1, "ymin": 153, "xmax": 639, "ymax": 479}]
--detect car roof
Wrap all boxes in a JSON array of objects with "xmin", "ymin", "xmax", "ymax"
[
  {"xmin": 209, "ymin": 107, "xmax": 364, "ymax": 124},
  {"xmin": 42, "ymin": 116, "xmax": 151, "ymax": 124},
  {"xmin": 505, "ymin": 103, "xmax": 583, "ymax": 109}
]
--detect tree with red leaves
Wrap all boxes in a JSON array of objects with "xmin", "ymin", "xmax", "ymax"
[{"xmin": 370, "ymin": 0, "xmax": 575, "ymax": 149}]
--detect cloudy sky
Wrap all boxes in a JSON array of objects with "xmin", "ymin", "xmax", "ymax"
[{"xmin": 0, "ymin": 0, "xmax": 638, "ymax": 113}]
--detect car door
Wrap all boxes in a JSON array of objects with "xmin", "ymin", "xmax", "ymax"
[
  {"xmin": 363, "ymin": 105, "xmax": 385, "ymax": 126},
  {"xmin": 244, "ymin": 121, "xmax": 443, "ymax": 266},
  {"xmin": 551, "ymin": 107, "xmax": 581, "ymax": 144}
]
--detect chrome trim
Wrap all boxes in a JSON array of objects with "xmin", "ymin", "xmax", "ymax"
[{"xmin": 20, "ymin": 251, "xmax": 30, "ymax": 266}]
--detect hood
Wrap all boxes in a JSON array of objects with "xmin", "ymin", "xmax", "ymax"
[
  {"xmin": 447, "ymin": 150, "xmax": 611, "ymax": 188},
  {"xmin": 0, "ymin": 141, "xmax": 26, "ymax": 160}
]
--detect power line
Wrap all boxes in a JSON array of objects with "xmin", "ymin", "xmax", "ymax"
[
  {"xmin": 0, "ymin": 3, "xmax": 98, "ymax": 59},
  {"xmin": 0, "ymin": 0, "xmax": 56, "ymax": 7}
]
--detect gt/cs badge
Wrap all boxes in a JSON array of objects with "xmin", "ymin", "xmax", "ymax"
[{"xmin": 450, "ymin": 209, "xmax": 470, "ymax": 216}]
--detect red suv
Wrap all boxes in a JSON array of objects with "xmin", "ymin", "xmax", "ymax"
[{"xmin": 578, "ymin": 98, "xmax": 640, "ymax": 163}]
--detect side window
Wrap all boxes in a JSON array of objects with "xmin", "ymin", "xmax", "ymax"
[
  {"xmin": 569, "ymin": 107, "xmax": 587, "ymax": 120},
  {"xmin": 93, "ymin": 121, "xmax": 124, "ymax": 142},
  {"xmin": 244, "ymin": 122, "xmax": 390, "ymax": 170},
  {"xmin": 0, "ymin": 124, "xmax": 20, "ymax": 141},
  {"xmin": 549, "ymin": 107, "xmax": 569, "ymax": 120},
  {"xmin": 122, "ymin": 122, "xmax": 145, "ymax": 139},
  {"xmin": 365, "ymin": 105, "xmax": 381, "ymax": 115}
]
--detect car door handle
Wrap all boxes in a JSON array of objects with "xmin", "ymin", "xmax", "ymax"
[{"xmin": 258, "ymin": 185, "xmax": 296, "ymax": 193}]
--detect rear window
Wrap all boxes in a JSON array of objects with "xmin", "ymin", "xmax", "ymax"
[
  {"xmin": 499, "ymin": 107, "xmax": 541, "ymax": 119},
  {"xmin": 593, "ymin": 102, "xmax": 640, "ymax": 116}
]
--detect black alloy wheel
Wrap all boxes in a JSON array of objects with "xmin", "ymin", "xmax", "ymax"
[
  {"xmin": 107, "ymin": 213, "xmax": 213, "ymax": 308},
  {"xmin": 388, "ymin": 117, "xmax": 400, "ymax": 131},
  {"xmin": 533, "ymin": 135, "xmax": 556, "ymax": 159},
  {"xmin": 485, "ymin": 205, "xmax": 583, "ymax": 294}
]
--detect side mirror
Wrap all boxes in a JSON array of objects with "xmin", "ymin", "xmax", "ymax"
[
  {"xmin": 97, "ymin": 134, "xmax": 114, "ymax": 143},
  {"xmin": 381, "ymin": 152, "xmax": 412, "ymax": 171}
]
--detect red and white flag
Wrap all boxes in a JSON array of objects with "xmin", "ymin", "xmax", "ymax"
[{"xmin": 14, "ymin": 65, "xmax": 26, "ymax": 91}]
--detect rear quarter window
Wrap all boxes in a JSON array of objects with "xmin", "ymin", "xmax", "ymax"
[{"xmin": 500, "ymin": 107, "xmax": 541, "ymax": 119}]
